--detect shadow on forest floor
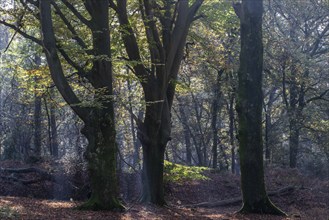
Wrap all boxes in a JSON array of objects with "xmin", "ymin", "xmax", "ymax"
[{"xmin": 0, "ymin": 160, "xmax": 328, "ymax": 219}]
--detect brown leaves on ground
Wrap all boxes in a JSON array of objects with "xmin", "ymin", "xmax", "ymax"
[
  {"xmin": 0, "ymin": 197, "xmax": 319, "ymax": 220},
  {"xmin": 0, "ymin": 160, "xmax": 328, "ymax": 219}
]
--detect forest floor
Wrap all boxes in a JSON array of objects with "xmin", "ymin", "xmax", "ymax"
[{"xmin": 0, "ymin": 160, "xmax": 328, "ymax": 220}]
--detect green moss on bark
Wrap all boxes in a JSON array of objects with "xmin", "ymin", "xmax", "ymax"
[{"xmin": 78, "ymin": 195, "xmax": 125, "ymax": 211}]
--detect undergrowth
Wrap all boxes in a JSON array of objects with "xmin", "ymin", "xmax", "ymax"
[
  {"xmin": 164, "ymin": 160, "xmax": 209, "ymax": 184},
  {"xmin": 0, "ymin": 205, "xmax": 20, "ymax": 219}
]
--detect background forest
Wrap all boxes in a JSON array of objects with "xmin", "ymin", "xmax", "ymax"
[{"xmin": 0, "ymin": 0, "xmax": 328, "ymax": 219}]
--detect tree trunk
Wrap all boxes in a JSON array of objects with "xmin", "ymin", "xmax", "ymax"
[
  {"xmin": 127, "ymin": 77, "xmax": 142, "ymax": 169},
  {"xmin": 80, "ymin": 111, "xmax": 123, "ymax": 211},
  {"xmin": 235, "ymin": 0, "xmax": 285, "ymax": 215},
  {"xmin": 49, "ymin": 97, "xmax": 59, "ymax": 158},
  {"xmin": 44, "ymin": 92, "xmax": 59, "ymax": 159},
  {"xmin": 265, "ymin": 87, "xmax": 276, "ymax": 163},
  {"xmin": 115, "ymin": 0, "xmax": 203, "ymax": 205},
  {"xmin": 228, "ymin": 96, "xmax": 236, "ymax": 174},
  {"xmin": 33, "ymin": 93, "xmax": 42, "ymax": 158},
  {"xmin": 141, "ymin": 136, "xmax": 166, "ymax": 205},
  {"xmin": 33, "ymin": 56, "xmax": 42, "ymax": 159},
  {"xmin": 139, "ymin": 98, "xmax": 170, "ymax": 205},
  {"xmin": 39, "ymin": 0, "xmax": 123, "ymax": 210},
  {"xmin": 289, "ymin": 120, "xmax": 299, "ymax": 168},
  {"xmin": 211, "ymin": 70, "xmax": 223, "ymax": 169},
  {"xmin": 288, "ymin": 61, "xmax": 299, "ymax": 168},
  {"xmin": 177, "ymin": 98, "xmax": 192, "ymax": 165}
]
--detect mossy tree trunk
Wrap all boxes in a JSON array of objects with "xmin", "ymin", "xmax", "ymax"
[
  {"xmin": 234, "ymin": 0, "xmax": 286, "ymax": 215},
  {"xmin": 80, "ymin": 108, "xmax": 123, "ymax": 210},
  {"xmin": 39, "ymin": 0, "xmax": 123, "ymax": 210}
]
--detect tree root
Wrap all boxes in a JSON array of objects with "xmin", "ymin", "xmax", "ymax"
[
  {"xmin": 186, "ymin": 185, "xmax": 295, "ymax": 208},
  {"xmin": 77, "ymin": 195, "xmax": 125, "ymax": 212},
  {"xmin": 238, "ymin": 197, "xmax": 287, "ymax": 216}
]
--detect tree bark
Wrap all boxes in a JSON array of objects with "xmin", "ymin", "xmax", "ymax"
[
  {"xmin": 228, "ymin": 96, "xmax": 236, "ymax": 174},
  {"xmin": 80, "ymin": 111, "xmax": 122, "ymax": 210},
  {"xmin": 33, "ymin": 90, "xmax": 42, "ymax": 158},
  {"xmin": 49, "ymin": 94, "xmax": 59, "ymax": 158},
  {"xmin": 177, "ymin": 98, "xmax": 192, "ymax": 165},
  {"xmin": 265, "ymin": 87, "xmax": 276, "ymax": 163},
  {"xmin": 33, "ymin": 56, "xmax": 42, "ymax": 159},
  {"xmin": 115, "ymin": 0, "xmax": 204, "ymax": 205},
  {"xmin": 138, "ymin": 93, "xmax": 171, "ymax": 205},
  {"xmin": 211, "ymin": 70, "xmax": 223, "ymax": 169},
  {"xmin": 235, "ymin": 0, "xmax": 286, "ymax": 215},
  {"xmin": 39, "ymin": 0, "xmax": 123, "ymax": 210}
]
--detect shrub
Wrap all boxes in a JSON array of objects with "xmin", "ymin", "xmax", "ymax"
[{"xmin": 163, "ymin": 160, "xmax": 209, "ymax": 184}]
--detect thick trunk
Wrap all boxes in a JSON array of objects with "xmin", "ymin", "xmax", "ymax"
[
  {"xmin": 141, "ymin": 136, "xmax": 166, "ymax": 205},
  {"xmin": 116, "ymin": 0, "xmax": 204, "ymax": 206},
  {"xmin": 80, "ymin": 111, "xmax": 123, "ymax": 211},
  {"xmin": 39, "ymin": 0, "xmax": 123, "ymax": 211},
  {"xmin": 235, "ymin": 0, "xmax": 285, "ymax": 215},
  {"xmin": 139, "ymin": 97, "xmax": 170, "ymax": 205}
]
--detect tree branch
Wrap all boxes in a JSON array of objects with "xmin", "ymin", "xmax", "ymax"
[
  {"xmin": 39, "ymin": 0, "xmax": 90, "ymax": 122},
  {"xmin": 60, "ymin": 0, "xmax": 91, "ymax": 27},
  {"xmin": 307, "ymin": 89, "xmax": 329, "ymax": 103},
  {"xmin": 116, "ymin": 0, "xmax": 149, "ymax": 85},
  {"xmin": 51, "ymin": 1, "xmax": 89, "ymax": 51},
  {"xmin": 0, "ymin": 20, "xmax": 42, "ymax": 46}
]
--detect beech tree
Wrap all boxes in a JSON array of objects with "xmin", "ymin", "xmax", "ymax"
[
  {"xmin": 111, "ymin": 0, "xmax": 203, "ymax": 205},
  {"xmin": 39, "ymin": 0, "xmax": 123, "ymax": 210},
  {"xmin": 0, "ymin": 0, "xmax": 124, "ymax": 210},
  {"xmin": 234, "ymin": 0, "xmax": 285, "ymax": 214}
]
